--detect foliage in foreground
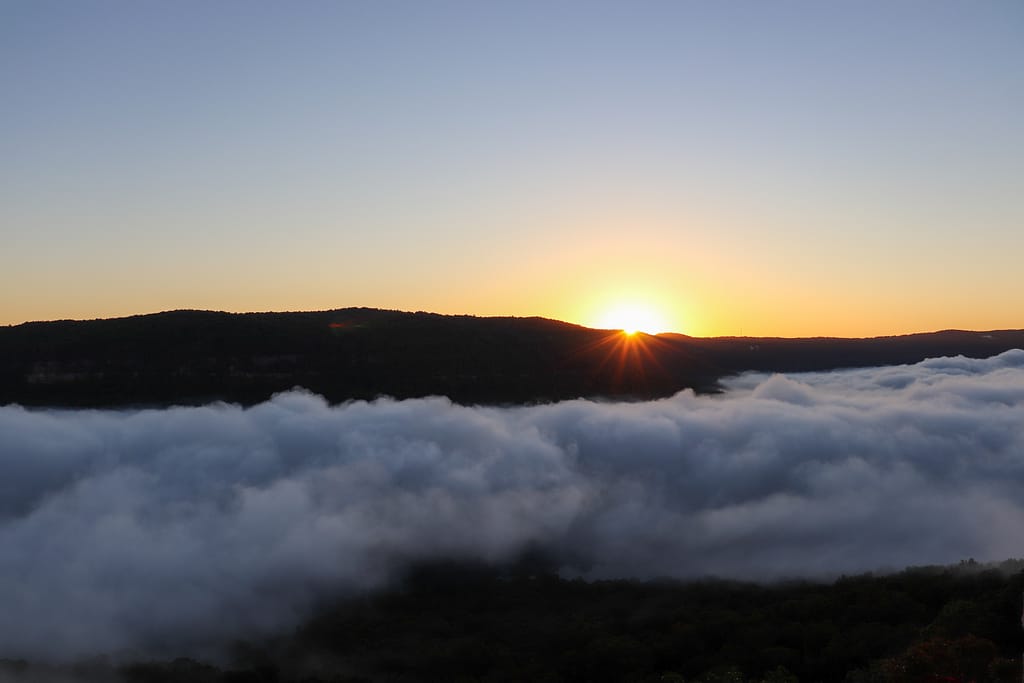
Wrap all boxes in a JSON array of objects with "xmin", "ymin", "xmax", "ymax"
[{"xmin": 2, "ymin": 559, "xmax": 1023, "ymax": 682}]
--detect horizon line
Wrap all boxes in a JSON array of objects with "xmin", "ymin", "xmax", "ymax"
[{"xmin": 4, "ymin": 307, "xmax": 1021, "ymax": 342}]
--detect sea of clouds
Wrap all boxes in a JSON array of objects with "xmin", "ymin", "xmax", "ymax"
[{"xmin": 2, "ymin": 350, "xmax": 1023, "ymax": 659}]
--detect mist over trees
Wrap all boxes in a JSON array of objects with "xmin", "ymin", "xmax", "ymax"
[
  {"xmin": 2, "ymin": 558, "xmax": 1023, "ymax": 682},
  {"xmin": 3, "ymin": 311, "xmax": 1024, "ymax": 680}
]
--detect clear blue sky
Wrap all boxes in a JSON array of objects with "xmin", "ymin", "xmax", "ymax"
[{"xmin": 3, "ymin": 1, "xmax": 1022, "ymax": 335}]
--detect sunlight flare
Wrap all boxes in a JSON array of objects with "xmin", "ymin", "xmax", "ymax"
[{"xmin": 595, "ymin": 302, "xmax": 669, "ymax": 335}]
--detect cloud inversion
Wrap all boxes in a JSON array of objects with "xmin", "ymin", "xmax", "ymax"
[{"xmin": 2, "ymin": 350, "xmax": 1023, "ymax": 659}]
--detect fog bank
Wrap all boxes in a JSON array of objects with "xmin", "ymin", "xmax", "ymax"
[{"xmin": 2, "ymin": 350, "xmax": 1023, "ymax": 659}]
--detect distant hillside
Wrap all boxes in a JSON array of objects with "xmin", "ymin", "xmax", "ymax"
[{"xmin": 1, "ymin": 309, "xmax": 1022, "ymax": 407}]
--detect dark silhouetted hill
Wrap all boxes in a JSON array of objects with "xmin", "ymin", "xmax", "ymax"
[{"xmin": 1, "ymin": 308, "xmax": 1022, "ymax": 407}]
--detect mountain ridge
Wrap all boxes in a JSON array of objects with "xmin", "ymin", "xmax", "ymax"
[{"xmin": 2, "ymin": 308, "xmax": 1022, "ymax": 408}]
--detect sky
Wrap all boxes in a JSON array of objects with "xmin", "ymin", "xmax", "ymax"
[{"xmin": 2, "ymin": 1, "xmax": 1022, "ymax": 337}]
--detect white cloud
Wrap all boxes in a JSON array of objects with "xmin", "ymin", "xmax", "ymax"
[{"xmin": 1, "ymin": 350, "xmax": 1023, "ymax": 659}]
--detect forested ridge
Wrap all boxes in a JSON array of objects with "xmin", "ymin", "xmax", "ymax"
[
  {"xmin": 3, "ymin": 308, "xmax": 1023, "ymax": 407},
  {"xmin": 3, "ymin": 559, "xmax": 1022, "ymax": 682}
]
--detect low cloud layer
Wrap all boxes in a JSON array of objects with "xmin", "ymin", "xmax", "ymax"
[{"xmin": 2, "ymin": 350, "xmax": 1024, "ymax": 659}]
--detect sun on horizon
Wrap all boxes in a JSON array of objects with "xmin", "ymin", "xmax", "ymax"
[{"xmin": 593, "ymin": 302, "xmax": 671, "ymax": 336}]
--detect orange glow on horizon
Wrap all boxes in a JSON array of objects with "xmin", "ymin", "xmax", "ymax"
[{"xmin": 592, "ymin": 301, "xmax": 671, "ymax": 336}]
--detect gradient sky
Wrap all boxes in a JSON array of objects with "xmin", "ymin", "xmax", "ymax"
[{"xmin": 3, "ymin": 1, "xmax": 1022, "ymax": 337}]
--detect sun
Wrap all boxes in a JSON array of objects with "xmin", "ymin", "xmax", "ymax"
[{"xmin": 595, "ymin": 303, "xmax": 670, "ymax": 336}]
